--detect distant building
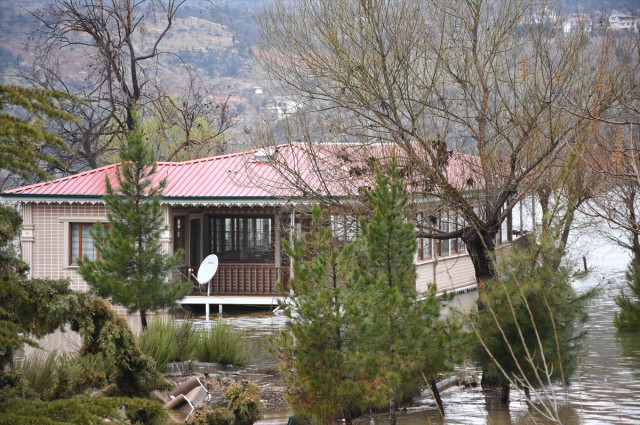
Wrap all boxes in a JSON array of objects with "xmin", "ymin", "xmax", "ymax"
[
  {"xmin": 266, "ymin": 96, "xmax": 300, "ymax": 120},
  {"xmin": 609, "ymin": 12, "xmax": 636, "ymax": 31},
  {"xmin": 533, "ymin": 8, "xmax": 557, "ymax": 25},
  {"xmin": 563, "ymin": 16, "xmax": 592, "ymax": 33}
]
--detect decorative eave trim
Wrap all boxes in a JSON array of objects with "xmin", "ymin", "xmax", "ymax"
[
  {"xmin": 0, "ymin": 194, "xmax": 106, "ymax": 205},
  {"xmin": 1, "ymin": 192, "xmax": 473, "ymax": 208},
  {"xmin": 0, "ymin": 193, "xmax": 314, "ymax": 208}
]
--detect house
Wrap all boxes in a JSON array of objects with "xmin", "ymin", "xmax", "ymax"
[
  {"xmin": 609, "ymin": 12, "xmax": 636, "ymax": 31},
  {"xmin": 532, "ymin": 8, "xmax": 557, "ymax": 25},
  {"xmin": 265, "ymin": 97, "xmax": 300, "ymax": 120},
  {"xmin": 2, "ymin": 143, "xmax": 516, "ymax": 314},
  {"xmin": 563, "ymin": 16, "xmax": 592, "ymax": 33}
]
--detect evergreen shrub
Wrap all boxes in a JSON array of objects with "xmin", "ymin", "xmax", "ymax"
[
  {"xmin": 614, "ymin": 262, "xmax": 640, "ymax": 332},
  {"xmin": 0, "ymin": 396, "xmax": 169, "ymax": 425},
  {"xmin": 187, "ymin": 406, "xmax": 234, "ymax": 425},
  {"xmin": 225, "ymin": 382, "xmax": 263, "ymax": 425}
]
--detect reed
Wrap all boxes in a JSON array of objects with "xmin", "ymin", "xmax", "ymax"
[
  {"xmin": 20, "ymin": 350, "xmax": 58, "ymax": 397},
  {"xmin": 138, "ymin": 318, "xmax": 199, "ymax": 372},
  {"xmin": 196, "ymin": 320, "xmax": 253, "ymax": 367}
]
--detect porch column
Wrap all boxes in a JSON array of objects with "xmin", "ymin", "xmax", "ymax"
[
  {"xmin": 289, "ymin": 208, "xmax": 295, "ymax": 289},
  {"xmin": 274, "ymin": 212, "xmax": 281, "ymax": 267},
  {"xmin": 21, "ymin": 202, "xmax": 34, "ymax": 279},
  {"xmin": 160, "ymin": 204, "xmax": 171, "ymax": 253}
]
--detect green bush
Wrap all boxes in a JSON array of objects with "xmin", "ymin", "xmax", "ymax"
[
  {"xmin": 225, "ymin": 382, "xmax": 263, "ymax": 425},
  {"xmin": 20, "ymin": 350, "xmax": 58, "ymax": 398},
  {"xmin": 187, "ymin": 406, "xmax": 234, "ymax": 425},
  {"xmin": 49, "ymin": 353, "xmax": 115, "ymax": 399},
  {"xmin": 0, "ymin": 370, "xmax": 36, "ymax": 401},
  {"xmin": 196, "ymin": 321, "xmax": 253, "ymax": 367},
  {"xmin": 0, "ymin": 396, "xmax": 169, "ymax": 425},
  {"xmin": 138, "ymin": 318, "xmax": 199, "ymax": 371},
  {"xmin": 123, "ymin": 397, "xmax": 171, "ymax": 425}
]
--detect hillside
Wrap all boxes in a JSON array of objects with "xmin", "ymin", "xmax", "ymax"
[
  {"xmin": 0, "ymin": 0, "xmax": 638, "ymax": 141},
  {"xmin": 0, "ymin": 0, "xmax": 270, "ymax": 141}
]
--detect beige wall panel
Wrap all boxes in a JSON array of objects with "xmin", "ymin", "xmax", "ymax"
[
  {"xmin": 416, "ymin": 254, "xmax": 476, "ymax": 295},
  {"xmin": 30, "ymin": 203, "xmax": 107, "ymax": 293}
]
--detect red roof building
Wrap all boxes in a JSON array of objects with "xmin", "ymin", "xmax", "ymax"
[{"xmin": 2, "ymin": 143, "xmax": 481, "ymax": 315}]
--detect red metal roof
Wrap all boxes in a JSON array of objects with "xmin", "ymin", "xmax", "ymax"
[
  {"xmin": 3, "ymin": 143, "xmax": 479, "ymax": 201},
  {"xmin": 4, "ymin": 146, "xmax": 303, "ymax": 199}
]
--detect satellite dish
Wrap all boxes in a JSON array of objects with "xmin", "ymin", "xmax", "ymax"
[{"xmin": 197, "ymin": 254, "xmax": 218, "ymax": 284}]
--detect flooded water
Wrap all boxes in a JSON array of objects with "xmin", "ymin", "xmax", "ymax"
[{"xmin": 188, "ymin": 230, "xmax": 640, "ymax": 425}]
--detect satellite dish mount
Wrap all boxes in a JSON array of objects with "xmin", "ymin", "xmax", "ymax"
[{"xmin": 196, "ymin": 254, "xmax": 218, "ymax": 322}]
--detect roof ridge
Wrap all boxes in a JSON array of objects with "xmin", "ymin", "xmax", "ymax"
[{"xmin": 157, "ymin": 149, "xmax": 254, "ymax": 166}]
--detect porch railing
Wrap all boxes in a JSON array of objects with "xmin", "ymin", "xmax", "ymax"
[{"xmin": 176, "ymin": 264, "xmax": 290, "ymax": 296}]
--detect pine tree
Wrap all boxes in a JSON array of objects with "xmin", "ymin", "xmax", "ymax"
[
  {"xmin": 613, "ymin": 261, "xmax": 640, "ymax": 332},
  {"xmin": 471, "ymin": 230, "xmax": 593, "ymax": 402},
  {"xmin": 0, "ymin": 205, "xmax": 35, "ymax": 370},
  {"xmin": 78, "ymin": 117, "xmax": 188, "ymax": 329},
  {"xmin": 276, "ymin": 205, "xmax": 365, "ymax": 424},
  {"xmin": 352, "ymin": 158, "xmax": 462, "ymax": 418},
  {"xmin": 0, "ymin": 84, "xmax": 74, "ymax": 183}
]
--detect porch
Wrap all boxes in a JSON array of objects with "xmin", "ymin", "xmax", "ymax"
[{"xmin": 176, "ymin": 264, "xmax": 290, "ymax": 307}]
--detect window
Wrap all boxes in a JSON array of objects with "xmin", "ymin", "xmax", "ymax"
[
  {"xmin": 457, "ymin": 213, "xmax": 466, "ymax": 252},
  {"xmin": 174, "ymin": 216, "xmax": 186, "ymax": 263},
  {"xmin": 416, "ymin": 213, "xmax": 433, "ymax": 261},
  {"xmin": 207, "ymin": 216, "xmax": 273, "ymax": 261},
  {"xmin": 432, "ymin": 211, "xmax": 466, "ymax": 257},
  {"xmin": 418, "ymin": 237, "xmax": 432, "ymax": 260},
  {"xmin": 69, "ymin": 223, "xmax": 107, "ymax": 265},
  {"xmin": 331, "ymin": 215, "xmax": 359, "ymax": 241},
  {"xmin": 450, "ymin": 212, "xmax": 466, "ymax": 254},
  {"xmin": 437, "ymin": 212, "xmax": 450, "ymax": 256}
]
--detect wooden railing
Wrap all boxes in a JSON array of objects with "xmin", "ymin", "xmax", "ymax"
[{"xmin": 176, "ymin": 264, "xmax": 290, "ymax": 296}]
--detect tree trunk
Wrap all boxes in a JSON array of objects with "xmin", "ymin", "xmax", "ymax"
[
  {"xmin": 389, "ymin": 399, "xmax": 396, "ymax": 425},
  {"xmin": 465, "ymin": 228, "xmax": 503, "ymax": 389},
  {"xmin": 480, "ymin": 373, "xmax": 501, "ymax": 388},
  {"xmin": 463, "ymin": 230, "xmax": 496, "ymax": 286},
  {"xmin": 343, "ymin": 408, "xmax": 352, "ymax": 425},
  {"xmin": 429, "ymin": 378, "xmax": 445, "ymax": 417},
  {"xmin": 524, "ymin": 386, "xmax": 530, "ymax": 400},
  {"xmin": 501, "ymin": 383, "xmax": 510, "ymax": 403},
  {"xmin": 140, "ymin": 309, "xmax": 148, "ymax": 330}
]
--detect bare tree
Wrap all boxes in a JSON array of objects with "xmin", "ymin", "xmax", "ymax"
[
  {"xmin": 25, "ymin": 0, "xmax": 233, "ymax": 172},
  {"xmin": 149, "ymin": 69, "xmax": 233, "ymax": 161},
  {"xmin": 562, "ymin": 28, "xmax": 640, "ymax": 259},
  {"xmin": 254, "ymin": 0, "xmax": 596, "ymax": 285}
]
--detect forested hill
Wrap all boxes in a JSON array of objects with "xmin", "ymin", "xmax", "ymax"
[{"xmin": 0, "ymin": 0, "xmax": 637, "ymax": 117}]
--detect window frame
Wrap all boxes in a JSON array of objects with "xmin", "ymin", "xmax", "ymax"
[
  {"xmin": 173, "ymin": 216, "xmax": 187, "ymax": 264},
  {"xmin": 416, "ymin": 213, "xmax": 433, "ymax": 261},
  {"xmin": 68, "ymin": 221, "xmax": 108, "ymax": 266},
  {"xmin": 436, "ymin": 211, "xmax": 450, "ymax": 257}
]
